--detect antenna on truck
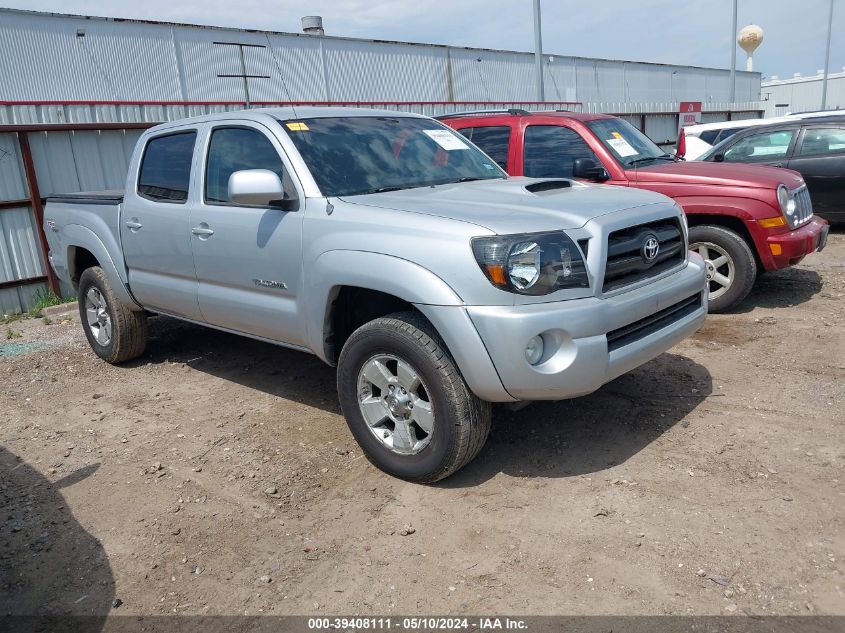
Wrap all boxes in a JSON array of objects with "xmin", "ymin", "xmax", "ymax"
[{"xmin": 264, "ymin": 33, "xmax": 299, "ymax": 119}]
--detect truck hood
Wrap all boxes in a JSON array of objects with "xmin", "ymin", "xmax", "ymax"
[
  {"xmin": 631, "ymin": 161, "xmax": 805, "ymax": 189},
  {"xmin": 339, "ymin": 177, "xmax": 675, "ymax": 234}
]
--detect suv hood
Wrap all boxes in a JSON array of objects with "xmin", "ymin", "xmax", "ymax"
[
  {"xmin": 631, "ymin": 161, "xmax": 804, "ymax": 189},
  {"xmin": 340, "ymin": 177, "xmax": 675, "ymax": 234}
]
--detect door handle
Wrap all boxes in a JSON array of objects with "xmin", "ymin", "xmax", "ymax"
[
  {"xmin": 771, "ymin": 162, "xmax": 784, "ymax": 168},
  {"xmin": 191, "ymin": 224, "xmax": 215, "ymax": 238},
  {"xmin": 125, "ymin": 219, "xmax": 143, "ymax": 231}
]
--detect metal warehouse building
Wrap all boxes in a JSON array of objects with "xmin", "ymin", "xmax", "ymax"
[
  {"xmin": 0, "ymin": 8, "xmax": 764, "ymax": 313},
  {"xmin": 762, "ymin": 69, "xmax": 845, "ymax": 116}
]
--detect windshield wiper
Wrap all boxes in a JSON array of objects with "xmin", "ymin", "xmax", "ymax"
[
  {"xmin": 368, "ymin": 186, "xmax": 404, "ymax": 194},
  {"xmin": 627, "ymin": 156, "xmax": 662, "ymax": 167}
]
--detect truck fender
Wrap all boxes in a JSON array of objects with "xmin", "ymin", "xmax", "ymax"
[
  {"xmin": 62, "ymin": 223, "xmax": 140, "ymax": 309},
  {"xmin": 304, "ymin": 250, "xmax": 513, "ymax": 402},
  {"xmin": 306, "ymin": 250, "xmax": 463, "ymax": 356},
  {"xmin": 674, "ymin": 195, "xmax": 775, "ymax": 221}
]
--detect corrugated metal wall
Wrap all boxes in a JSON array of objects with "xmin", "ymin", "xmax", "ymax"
[
  {"xmin": 762, "ymin": 71, "xmax": 845, "ymax": 117},
  {"xmin": 0, "ymin": 132, "xmax": 47, "ymax": 315},
  {"xmin": 0, "ymin": 9, "xmax": 761, "ymax": 105}
]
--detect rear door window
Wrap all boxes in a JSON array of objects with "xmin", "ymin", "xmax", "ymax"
[
  {"xmin": 797, "ymin": 127, "xmax": 845, "ymax": 157},
  {"xmin": 457, "ymin": 126, "xmax": 510, "ymax": 170},
  {"xmin": 523, "ymin": 125, "xmax": 600, "ymax": 178},
  {"xmin": 138, "ymin": 131, "xmax": 196, "ymax": 203}
]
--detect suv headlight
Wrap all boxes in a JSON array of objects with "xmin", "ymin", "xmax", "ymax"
[
  {"xmin": 471, "ymin": 231, "xmax": 589, "ymax": 295},
  {"xmin": 777, "ymin": 184, "xmax": 798, "ymax": 226}
]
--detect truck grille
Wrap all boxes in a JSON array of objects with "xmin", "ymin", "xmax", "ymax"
[
  {"xmin": 792, "ymin": 185, "xmax": 813, "ymax": 226},
  {"xmin": 607, "ymin": 293, "xmax": 702, "ymax": 352},
  {"xmin": 603, "ymin": 218, "xmax": 685, "ymax": 292}
]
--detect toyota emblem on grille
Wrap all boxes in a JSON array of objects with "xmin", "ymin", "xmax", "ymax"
[{"xmin": 641, "ymin": 235, "xmax": 660, "ymax": 263}]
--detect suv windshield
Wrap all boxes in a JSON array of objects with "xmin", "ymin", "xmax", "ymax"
[
  {"xmin": 586, "ymin": 118, "xmax": 672, "ymax": 168},
  {"xmin": 282, "ymin": 116, "xmax": 506, "ymax": 197}
]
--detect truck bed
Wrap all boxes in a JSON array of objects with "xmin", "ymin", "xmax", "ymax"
[{"xmin": 46, "ymin": 190, "xmax": 125, "ymax": 205}]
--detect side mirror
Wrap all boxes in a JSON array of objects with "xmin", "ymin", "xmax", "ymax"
[
  {"xmin": 712, "ymin": 152, "xmax": 725, "ymax": 163},
  {"xmin": 228, "ymin": 169, "xmax": 297, "ymax": 210},
  {"xmin": 572, "ymin": 158, "xmax": 610, "ymax": 181}
]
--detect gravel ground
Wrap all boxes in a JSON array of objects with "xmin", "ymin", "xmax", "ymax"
[{"xmin": 1, "ymin": 232, "xmax": 843, "ymax": 617}]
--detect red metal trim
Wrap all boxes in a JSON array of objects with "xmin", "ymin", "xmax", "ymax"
[
  {"xmin": 0, "ymin": 275, "xmax": 48, "ymax": 291},
  {"xmin": 0, "ymin": 100, "xmax": 583, "ymax": 107},
  {"xmin": 17, "ymin": 132, "xmax": 60, "ymax": 296},
  {"xmin": 0, "ymin": 198, "xmax": 31, "ymax": 210},
  {"xmin": 0, "ymin": 123, "xmax": 154, "ymax": 133}
]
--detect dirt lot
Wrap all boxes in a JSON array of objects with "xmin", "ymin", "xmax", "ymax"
[{"xmin": 2, "ymin": 233, "xmax": 844, "ymax": 618}]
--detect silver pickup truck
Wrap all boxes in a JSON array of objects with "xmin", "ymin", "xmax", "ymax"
[{"xmin": 44, "ymin": 107, "xmax": 707, "ymax": 482}]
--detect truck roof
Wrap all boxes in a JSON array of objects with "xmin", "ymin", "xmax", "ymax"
[
  {"xmin": 438, "ymin": 110, "xmax": 613, "ymax": 123},
  {"xmin": 148, "ymin": 106, "xmax": 428, "ymax": 134}
]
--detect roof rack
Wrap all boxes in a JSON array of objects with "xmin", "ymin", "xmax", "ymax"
[{"xmin": 436, "ymin": 108, "xmax": 530, "ymax": 119}]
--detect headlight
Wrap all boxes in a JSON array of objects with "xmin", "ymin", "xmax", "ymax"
[
  {"xmin": 777, "ymin": 184, "xmax": 798, "ymax": 226},
  {"xmin": 471, "ymin": 231, "xmax": 589, "ymax": 295}
]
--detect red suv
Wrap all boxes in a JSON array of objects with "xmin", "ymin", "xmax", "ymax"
[{"xmin": 440, "ymin": 110, "xmax": 829, "ymax": 311}]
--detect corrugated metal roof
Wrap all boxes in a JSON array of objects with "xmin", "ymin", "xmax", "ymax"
[{"xmin": 0, "ymin": 8, "xmax": 762, "ymax": 105}]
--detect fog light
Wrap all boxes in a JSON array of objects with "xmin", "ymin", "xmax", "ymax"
[{"xmin": 525, "ymin": 335, "xmax": 544, "ymax": 365}]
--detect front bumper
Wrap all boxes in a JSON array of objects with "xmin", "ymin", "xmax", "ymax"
[
  {"xmin": 764, "ymin": 217, "xmax": 829, "ymax": 270},
  {"xmin": 463, "ymin": 254, "xmax": 707, "ymax": 401}
]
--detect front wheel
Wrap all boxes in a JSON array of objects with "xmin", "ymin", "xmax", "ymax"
[
  {"xmin": 337, "ymin": 312, "xmax": 491, "ymax": 483},
  {"xmin": 689, "ymin": 225, "xmax": 757, "ymax": 312}
]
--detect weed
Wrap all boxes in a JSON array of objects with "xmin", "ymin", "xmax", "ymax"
[{"xmin": 5, "ymin": 326, "xmax": 21, "ymax": 340}]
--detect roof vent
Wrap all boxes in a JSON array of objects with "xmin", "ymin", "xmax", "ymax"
[
  {"xmin": 817, "ymin": 69, "xmax": 825, "ymax": 75},
  {"xmin": 301, "ymin": 16, "xmax": 325, "ymax": 35},
  {"xmin": 770, "ymin": 75, "xmax": 779, "ymax": 80},
  {"xmin": 793, "ymin": 72, "xmax": 802, "ymax": 78}
]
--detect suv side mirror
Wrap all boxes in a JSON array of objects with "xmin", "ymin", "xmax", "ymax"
[
  {"xmin": 228, "ymin": 169, "xmax": 298, "ymax": 210},
  {"xmin": 572, "ymin": 158, "xmax": 610, "ymax": 181},
  {"xmin": 712, "ymin": 152, "xmax": 725, "ymax": 163}
]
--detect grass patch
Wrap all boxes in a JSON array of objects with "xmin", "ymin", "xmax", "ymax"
[
  {"xmin": 27, "ymin": 289, "xmax": 76, "ymax": 318},
  {"xmin": 5, "ymin": 326, "xmax": 21, "ymax": 340},
  {"xmin": 1, "ymin": 289, "xmax": 76, "ymax": 324}
]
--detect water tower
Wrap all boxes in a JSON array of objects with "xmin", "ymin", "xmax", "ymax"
[{"xmin": 738, "ymin": 25, "xmax": 764, "ymax": 71}]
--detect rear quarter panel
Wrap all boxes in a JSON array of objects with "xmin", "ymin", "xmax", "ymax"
[{"xmin": 44, "ymin": 200, "xmax": 138, "ymax": 307}]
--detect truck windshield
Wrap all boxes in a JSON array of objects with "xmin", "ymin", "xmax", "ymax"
[
  {"xmin": 586, "ymin": 118, "xmax": 673, "ymax": 168},
  {"xmin": 282, "ymin": 116, "xmax": 506, "ymax": 197}
]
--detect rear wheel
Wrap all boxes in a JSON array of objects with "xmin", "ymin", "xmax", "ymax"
[
  {"xmin": 689, "ymin": 224, "xmax": 756, "ymax": 312},
  {"xmin": 337, "ymin": 312, "xmax": 491, "ymax": 483},
  {"xmin": 78, "ymin": 266, "xmax": 147, "ymax": 363}
]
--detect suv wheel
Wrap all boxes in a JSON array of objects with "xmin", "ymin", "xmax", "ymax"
[
  {"xmin": 78, "ymin": 266, "xmax": 147, "ymax": 363},
  {"xmin": 689, "ymin": 225, "xmax": 756, "ymax": 312},
  {"xmin": 337, "ymin": 311, "xmax": 491, "ymax": 483}
]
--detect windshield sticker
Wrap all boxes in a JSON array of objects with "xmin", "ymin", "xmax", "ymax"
[
  {"xmin": 606, "ymin": 137, "xmax": 637, "ymax": 157},
  {"xmin": 423, "ymin": 129, "xmax": 469, "ymax": 150},
  {"xmin": 482, "ymin": 163, "xmax": 496, "ymax": 170},
  {"xmin": 286, "ymin": 122, "xmax": 310, "ymax": 131}
]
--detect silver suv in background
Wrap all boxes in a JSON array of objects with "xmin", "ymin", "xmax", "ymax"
[{"xmin": 44, "ymin": 108, "xmax": 707, "ymax": 481}]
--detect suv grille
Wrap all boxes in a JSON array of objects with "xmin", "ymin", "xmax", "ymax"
[
  {"xmin": 607, "ymin": 293, "xmax": 702, "ymax": 352},
  {"xmin": 603, "ymin": 218, "xmax": 685, "ymax": 292},
  {"xmin": 792, "ymin": 185, "xmax": 813, "ymax": 226}
]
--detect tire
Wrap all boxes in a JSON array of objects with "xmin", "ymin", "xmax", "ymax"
[
  {"xmin": 78, "ymin": 266, "xmax": 147, "ymax": 364},
  {"xmin": 337, "ymin": 311, "xmax": 491, "ymax": 483},
  {"xmin": 688, "ymin": 225, "xmax": 757, "ymax": 313}
]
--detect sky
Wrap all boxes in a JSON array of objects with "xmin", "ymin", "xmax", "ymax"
[{"xmin": 1, "ymin": 0, "xmax": 842, "ymax": 79}]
